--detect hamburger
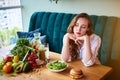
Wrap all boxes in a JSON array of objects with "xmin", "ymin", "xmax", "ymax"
[{"xmin": 70, "ymin": 68, "xmax": 83, "ymax": 79}]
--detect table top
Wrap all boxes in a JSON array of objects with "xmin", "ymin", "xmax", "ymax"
[{"xmin": 0, "ymin": 47, "xmax": 112, "ymax": 80}]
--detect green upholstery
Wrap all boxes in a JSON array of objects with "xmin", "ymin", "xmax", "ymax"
[
  {"xmin": 29, "ymin": 12, "xmax": 76, "ymax": 53},
  {"xmin": 29, "ymin": 12, "xmax": 120, "ymax": 80}
]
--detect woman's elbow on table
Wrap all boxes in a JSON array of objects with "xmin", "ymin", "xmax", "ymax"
[
  {"xmin": 82, "ymin": 60, "xmax": 95, "ymax": 67},
  {"xmin": 61, "ymin": 55, "xmax": 71, "ymax": 62}
]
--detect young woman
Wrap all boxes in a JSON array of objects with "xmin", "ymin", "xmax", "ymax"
[{"xmin": 61, "ymin": 13, "xmax": 101, "ymax": 67}]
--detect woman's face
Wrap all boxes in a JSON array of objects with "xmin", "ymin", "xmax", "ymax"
[{"xmin": 73, "ymin": 18, "xmax": 89, "ymax": 37}]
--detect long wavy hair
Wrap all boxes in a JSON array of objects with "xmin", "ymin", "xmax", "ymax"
[{"xmin": 67, "ymin": 13, "xmax": 94, "ymax": 60}]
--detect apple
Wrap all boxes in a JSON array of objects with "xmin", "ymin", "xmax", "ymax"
[
  {"xmin": 6, "ymin": 62, "xmax": 12, "ymax": 65},
  {"xmin": 4, "ymin": 56, "xmax": 12, "ymax": 62}
]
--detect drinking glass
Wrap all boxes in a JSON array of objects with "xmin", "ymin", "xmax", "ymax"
[{"xmin": 44, "ymin": 43, "xmax": 49, "ymax": 59}]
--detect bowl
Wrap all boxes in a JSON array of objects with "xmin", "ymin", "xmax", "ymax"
[{"xmin": 46, "ymin": 60, "xmax": 68, "ymax": 72}]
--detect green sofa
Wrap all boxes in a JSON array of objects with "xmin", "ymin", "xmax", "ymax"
[{"xmin": 29, "ymin": 11, "xmax": 120, "ymax": 80}]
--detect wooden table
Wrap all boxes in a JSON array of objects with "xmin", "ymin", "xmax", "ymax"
[{"xmin": 0, "ymin": 47, "xmax": 112, "ymax": 80}]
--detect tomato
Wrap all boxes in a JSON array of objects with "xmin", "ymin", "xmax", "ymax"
[
  {"xmin": 31, "ymin": 52, "xmax": 35, "ymax": 56},
  {"xmin": 34, "ymin": 55, "xmax": 38, "ymax": 59},
  {"xmin": 35, "ymin": 45, "xmax": 39, "ymax": 50},
  {"xmin": 29, "ymin": 61, "xmax": 34, "ymax": 64},
  {"xmin": 3, "ymin": 64, "xmax": 13, "ymax": 73},
  {"xmin": 27, "ymin": 57, "xmax": 32, "ymax": 61},
  {"xmin": 32, "ymin": 63, "xmax": 37, "ymax": 67},
  {"xmin": 32, "ymin": 41, "xmax": 37, "ymax": 47}
]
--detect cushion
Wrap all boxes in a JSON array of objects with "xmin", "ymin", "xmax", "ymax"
[
  {"xmin": 17, "ymin": 28, "xmax": 41, "ymax": 38},
  {"xmin": 16, "ymin": 28, "xmax": 46, "ymax": 44}
]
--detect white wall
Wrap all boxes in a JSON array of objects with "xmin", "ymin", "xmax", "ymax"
[{"xmin": 20, "ymin": 0, "xmax": 120, "ymax": 31}]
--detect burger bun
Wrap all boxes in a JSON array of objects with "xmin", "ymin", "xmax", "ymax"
[{"xmin": 70, "ymin": 68, "xmax": 83, "ymax": 79}]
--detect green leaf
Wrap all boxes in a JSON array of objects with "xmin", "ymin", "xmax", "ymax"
[{"xmin": 0, "ymin": 69, "xmax": 3, "ymax": 72}]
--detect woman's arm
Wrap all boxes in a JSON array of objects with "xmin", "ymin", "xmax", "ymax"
[
  {"xmin": 82, "ymin": 35, "xmax": 92, "ymax": 65},
  {"xmin": 61, "ymin": 33, "xmax": 76, "ymax": 62},
  {"xmin": 76, "ymin": 34, "xmax": 101, "ymax": 66},
  {"xmin": 75, "ymin": 35, "xmax": 92, "ymax": 64}
]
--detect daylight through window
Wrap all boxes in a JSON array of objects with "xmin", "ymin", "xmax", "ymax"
[{"xmin": 0, "ymin": 0, "xmax": 22, "ymax": 47}]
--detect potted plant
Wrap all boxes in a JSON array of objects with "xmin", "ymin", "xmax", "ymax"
[{"xmin": 49, "ymin": 0, "xmax": 59, "ymax": 4}]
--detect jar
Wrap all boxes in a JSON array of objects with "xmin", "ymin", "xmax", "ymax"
[{"xmin": 33, "ymin": 32, "xmax": 41, "ymax": 46}]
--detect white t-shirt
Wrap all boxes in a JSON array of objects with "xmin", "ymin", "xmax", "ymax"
[
  {"xmin": 79, "ymin": 34, "xmax": 101, "ymax": 66},
  {"xmin": 61, "ymin": 33, "xmax": 101, "ymax": 67}
]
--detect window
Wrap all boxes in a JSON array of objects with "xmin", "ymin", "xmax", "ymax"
[{"xmin": 0, "ymin": 0, "xmax": 22, "ymax": 48}]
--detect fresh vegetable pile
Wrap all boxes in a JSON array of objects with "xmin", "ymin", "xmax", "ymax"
[
  {"xmin": 0, "ymin": 38, "xmax": 43, "ymax": 75},
  {"xmin": 10, "ymin": 38, "xmax": 30, "ymax": 61}
]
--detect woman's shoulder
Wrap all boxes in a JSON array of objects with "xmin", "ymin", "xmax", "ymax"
[{"xmin": 91, "ymin": 34, "xmax": 101, "ymax": 41}]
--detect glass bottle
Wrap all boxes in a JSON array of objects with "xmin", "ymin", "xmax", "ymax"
[
  {"xmin": 33, "ymin": 32, "xmax": 41, "ymax": 46},
  {"xmin": 33, "ymin": 32, "xmax": 46, "ymax": 62}
]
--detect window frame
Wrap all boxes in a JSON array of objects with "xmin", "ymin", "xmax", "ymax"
[{"xmin": 0, "ymin": 5, "xmax": 22, "ymax": 10}]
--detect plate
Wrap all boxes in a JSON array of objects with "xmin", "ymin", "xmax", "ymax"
[{"xmin": 46, "ymin": 60, "xmax": 68, "ymax": 72}]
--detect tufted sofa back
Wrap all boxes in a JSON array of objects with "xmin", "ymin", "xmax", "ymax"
[
  {"xmin": 29, "ymin": 12, "xmax": 76, "ymax": 53},
  {"xmin": 29, "ymin": 12, "xmax": 120, "ymax": 80}
]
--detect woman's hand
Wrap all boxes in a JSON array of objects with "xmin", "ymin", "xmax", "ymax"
[
  {"xmin": 64, "ymin": 33, "xmax": 90, "ymax": 46},
  {"xmin": 75, "ymin": 35, "xmax": 89, "ymax": 46},
  {"xmin": 65, "ymin": 33, "xmax": 76, "ymax": 41}
]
